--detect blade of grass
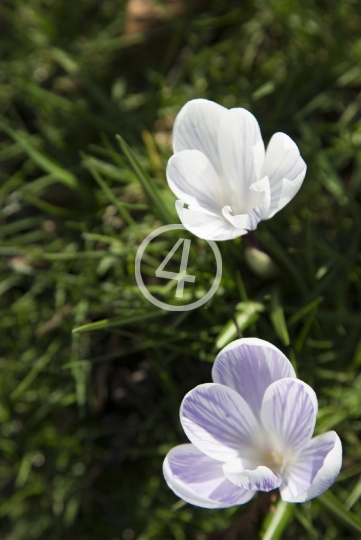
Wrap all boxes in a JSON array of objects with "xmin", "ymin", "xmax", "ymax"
[
  {"xmin": 0, "ymin": 484, "xmax": 44, "ymax": 518},
  {"xmin": 72, "ymin": 300, "xmax": 90, "ymax": 412},
  {"xmin": 215, "ymin": 301, "xmax": 264, "ymax": 349},
  {"xmin": 82, "ymin": 154, "xmax": 141, "ymax": 238},
  {"xmin": 261, "ymin": 500, "xmax": 293, "ymax": 540},
  {"xmin": 270, "ymin": 289, "xmax": 290, "ymax": 346},
  {"xmin": 72, "ymin": 310, "xmax": 168, "ymax": 333},
  {"xmin": 319, "ymin": 491, "xmax": 361, "ymax": 533},
  {"xmin": 288, "ymin": 296, "xmax": 324, "ymax": 325},
  {"xmin": 22, "ymin": 192, "xmax": 74, "ymax": 217},
  {"xmin": 10, "ymin": 340, "xmax": 61, "ymax": 401},
  {"xmin": 0, "ymin": 123, "xmax": 78, "ymax": 190},
  {"xmin": 116, "ymin": 134, "xmax": 174, "ymax": 224}
]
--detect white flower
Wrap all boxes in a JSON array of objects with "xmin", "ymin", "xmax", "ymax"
[{"xmin": 166, "ymin": 99, "xmax": 307, "ymax": 240}]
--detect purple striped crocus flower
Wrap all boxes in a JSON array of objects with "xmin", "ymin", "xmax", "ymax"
[
  {"xmin": 163, "ymin": 338, "xmax": 342, "ymax": 508},
  {"xmin": 166, "ymin": 99, "xmax": 306, "ymax": 240}
]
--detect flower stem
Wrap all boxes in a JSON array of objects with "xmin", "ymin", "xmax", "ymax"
[
  {"xmin": 205, "ymin": 491, "xmax": 276, "ymax": 540},
  {"xmin": 260, "ymin": 498, "xmax": 294, "ymax": 540}
]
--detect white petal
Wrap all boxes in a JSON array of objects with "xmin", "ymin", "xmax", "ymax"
[
  {"xmin": 180, "ymin": 383, "xmax": 259, "ymax": 462},
  {"xmin": 176, "ymin": 200, "xmax": 247, "ymax": 240},
  {"xmin": 222, "ymin": 458, "xmax": 281, "ymax": 492},
  {"xmin": 222, "ymin": 206, "xmax": 257, "ymax": 230},
  {"xmin": 173, "ymin": 99, "xmax": 227, "ymax": 175},
  {"xmin": 212, "ymin": 338, "xmax": 296, "ymax": 419},
  {"xmin": 280, "ymin": 432, "xmax": 342, "ymax": 502},
  {"xmin": 249, "ymin": 175, "xmax": 271, "ymax": 207},
  {"xmin": 217, "ymin": 108, "xmax": 266, "ymax": 214},
  {"xmin": 163, "ymin": 444, "xmax": 254, "ymax": 508},
  {"xmin": 262, "ymin": 132, "xmax": 306, "ymax": 219},
  {"xmin": 167, "ymin": 150, "xmax": 225, "ymax": 215},
  {"xmin": 261, "ymin": 379, "xmax": 318, "ymax": 455},
  {"xmin": 221, "ymin": 176, "xmax": 270, "ymax": 231}
]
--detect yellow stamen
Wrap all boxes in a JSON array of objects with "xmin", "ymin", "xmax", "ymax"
[{"xmin": 263, "ymin": 450, "xmax": 284, "ymax": 473}]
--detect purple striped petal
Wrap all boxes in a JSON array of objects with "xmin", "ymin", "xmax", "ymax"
[
  {"xmin": 222, "ymin": 458, "xmax": 282, "ymax": 492},
  {"xmin": 167, "ymin": 150, "xmax": 225, "ymax": 215},
  {"xmin": 217, "ymin": 108, "xmax": 265, "ymax": 214},
  {"xmin": 280, "ymin": 431, "xmax": 342, "ymax": 502},
  {"xmin": 176, "ymin": 201, "xmax": 247, "ymax": 241},
  {"xmin": 261, "ymin": 379, "xmax": 317, "ymax": 455},
  {"xmin": 163, "ymin": 444, "xmax": 254, "ymax": 508},
  {"xmin": 173, "ymin": 99, "xmax": 227, "ymax": 175},
  {"xmin": 262, "ymin": 132, "xmax": 306, "ymax": 219},
  {"xmin": 180, "ymin": 383, "xmax": 258, "ymax": 462},
  {"xmin": 212, "ymin": 338, "xmax": 296, "ymax": 418}
]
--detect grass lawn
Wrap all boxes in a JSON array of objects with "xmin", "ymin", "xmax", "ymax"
[{"xmin": 1, "ymin": 0, "xmax": 361, "ymax": 538}]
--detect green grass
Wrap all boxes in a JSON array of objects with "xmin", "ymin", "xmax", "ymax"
[{"xmin": 1, "ymin": 0, "xmax": 361, "ymax": 538}]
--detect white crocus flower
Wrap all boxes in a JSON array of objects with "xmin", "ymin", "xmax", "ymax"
[{"xmin": 166, "ymin": 99, "xmax": 307, "ymax": 241}]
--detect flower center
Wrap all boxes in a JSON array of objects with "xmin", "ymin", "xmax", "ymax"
[
  {"xmin": 249, "ymin": 430, "xmax": 288, "ymax": 474},
  {"xmin": 262, "ymin": 449, "xmax": 284, "ymax": 473}
]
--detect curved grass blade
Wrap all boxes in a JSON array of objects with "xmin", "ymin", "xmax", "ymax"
[
  {"xmin": 215, "ymin": 301, "xmax": 264, "ymax": 350},
  {"xmin": 82, "ymin": 153, "xmax": 141, "ymax": 238},
  {"xmin": 0, "ymin": 123, "xmax": 79, "ymax": 190},
  {"xmin": 72, "ymin": 310, "xmax": 167, "ymax": 333},
  {"xmin": 261, "ymin": 500, "xmax": 293, "ymax": 540},
  {"xmin": 319, "ymin": 491, "xmax": 361, "ymax": 534},
  {"xmin": 270, "ymin": 288, "xmax": 290, "ymax": 346},
  {"xmin": 116, "ymin": 134, "xmax": 175, "ymax": 224}
]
